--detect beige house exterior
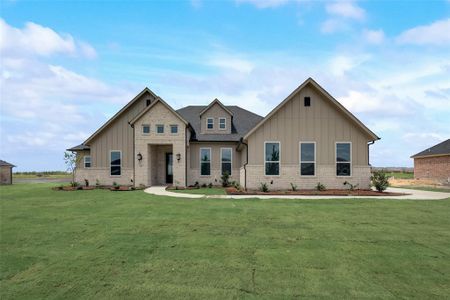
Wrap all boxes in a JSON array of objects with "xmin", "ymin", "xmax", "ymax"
[{"xmin": 69, "ymin": 78, "xmax": 379, "ymax": 190}]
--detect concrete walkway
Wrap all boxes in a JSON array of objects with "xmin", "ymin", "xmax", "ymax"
[{"xmin": 144, "ymin": 186, "xmax": 450, "ymax": 200}]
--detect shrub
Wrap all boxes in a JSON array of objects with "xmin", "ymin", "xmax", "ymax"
[
  {"xmin": 84, "ymin": 179, "xmax": 89, "ymax": 187},
  {"xmin": 259, "ymin": 182, "xmax": 269, "ymax": 192},
  {"xmin": 95, "ymin": 179, "xmax": 100, "ymax": 187},
  {"xmin": 221, "ymin": 171, "xmax": 230, "ymax": 187},
  {"xmin": 290, "ymin": 183, "xmax": 298, "ymax": 191},
  {"xmin": 194, "ymin": 181, "xmax": 200, "ymax": 189},
  {"xmin": 316, "ymin": 182, "xmax": 326, "ymax": 191},
  {"xmin": 371, "ymin": 171, "xmax": 389, "ymax": 192},
  {"xmin": 113, "ymin": 181, "xmax": 119, "ymax": 190},
  {"xmin": 71, "ymin": 181, "xmax": 79, "ymax": 187},
  {"xmin": 201, "ymin": 183, "xmax": 207, "ymax": 188},
  {"xmin": 233, "ymin": 181, "xmax": 241, "ymax": 190},
  {"xmin": 208, "ymin": 183, "xmax": 213, "ymax": 188},
  {"xmin": 343, "ymin": 181, "xmax": 359, "ymax": 191}
]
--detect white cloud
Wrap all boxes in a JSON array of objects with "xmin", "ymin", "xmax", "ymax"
[
  {"xmin": 236, "ymin": 0, "xmax": 290, "ymax": 9},
  {"xmin": 363, "ymin": 29, "xmax": 385, "ymax": 44},
  {"xmin": 320, "ymin": 18, "xmax": 349, "ymax": 34},
  {"xmin": 207, "ymin": 54, "xmax": 254, "ymax": 73},
  {"xmin": 396, "ymin": 18, "xmax": 450, "ymax": 46},
  {"xmin": 325, "ymin": 1, "xmax": 365, "ymax": 20},
  {"xmin": 0, "ymin": 18, "xmax": 96, "ymax": 58}
]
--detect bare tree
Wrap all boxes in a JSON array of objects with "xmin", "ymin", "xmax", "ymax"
[{"xmin": 64, "ymin": 151, "xmax": 81, "ymax": 186}]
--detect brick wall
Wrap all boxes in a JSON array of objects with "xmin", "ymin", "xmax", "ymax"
[
  {"xmin": 245, "ymin": 164, "xmax": 371, "ymax": 190},
  {"xmin": 414, "ymin": 155, "xmax": 450, "ymax": 183}
]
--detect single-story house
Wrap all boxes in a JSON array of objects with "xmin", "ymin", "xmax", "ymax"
[
  {"xmin": 411, "ymin": 139, "xmax": 450, "ymax": 183},
  {"xmin": 0, "ymin": 160, "xmax": 15, "ymax": 185},
  {"xmin": 68, "ymin": 77, "xmax": 380, "ymax": 190}
]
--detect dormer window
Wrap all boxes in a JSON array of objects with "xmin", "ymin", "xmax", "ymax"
[
  {"xmin": 219, "ymin": 118, "xmax": 226, "ymax": 130},
  {"xmin": 207, "ymin": 118, "xmax": 214, "ymax": 130}
]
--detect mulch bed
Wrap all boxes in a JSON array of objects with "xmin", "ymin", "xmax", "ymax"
[
  {"xmin": 225, "ymin": 187, "xmax": 407, "ymax": 196},
  {"xmin": 53, "ymin": 185, "xmax": 138, "ymax": 191}
]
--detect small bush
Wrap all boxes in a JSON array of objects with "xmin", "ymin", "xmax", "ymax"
[
  {"xmin": 259, "ymin": 182, "xmax": 269, "ymax": 192},
  {"xmin": 95, "ymin": 179, "xmax": 100, "ymax": 187},
  {"xmin": 208, "ymin": 183, "xmax": 213, "ymax": 188},
  {"xmin": 84, "ymin": 179, "xmax": 89, "ymax": 187},
  {"xmin": 71, "ymin": 181, "xmax": 78, "ymax": 187},
  {"xmin": 221, "ymin": 171, "xmax": 230, "ymax": 187},
  {"xmin": 201, "ymin": 183, "xmax": 207, "ymax": 188},
  {"xmin": 316, "ymin": 182, "xmax": 326, "ymax": 191},
  {"xmin": 194, "ymin": 181, "xmax": 199, "ymax": 188},
  {"xmin": 343, "ymin": 181, "xmax": 359, "ymax": 191},
  {"xmin": 233, "ymin": 181, "xmax": 241, "ymax": 190},
  {"xmin": 371, "ymin": 171, "xmax": 389, "ymax": 192},
  {"xmin": 290, "ymin": 183, "xmax": 297, "ymax": 191}
]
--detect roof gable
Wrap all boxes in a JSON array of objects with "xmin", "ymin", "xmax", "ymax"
[
  {"xmin": 84, "ymin": 87, "xmax": 157, "ymax": 144},
  {"xmin": 0, "ymin": 160, "xmax": 15, "ymax": 167},
  {"xmin": 199, "ymin": 99, "xmax": 233, "ymax": 117},
  {"xmin": 244, "ymin": 77, "xmax": 380, "ymax": 141},
  {"xmin": 129, "ymin": 97, "xmax": 188, "ymax": 125},
  {"xmin": 411, "ymin": 139, "xmax": 450, "ymax": 158}
]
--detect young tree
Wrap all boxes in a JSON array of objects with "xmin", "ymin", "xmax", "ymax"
[{"xmin": 64, "ymin": 151, "xmax": 81, "ymax": 186}]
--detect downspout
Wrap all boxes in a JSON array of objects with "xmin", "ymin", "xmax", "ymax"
[
  {"xmin": 367, "ymin": 140, "xmax": 375, "ymax": 166},
  {"xmin": 239, "ymin": 137, "xmax": 249, "ymax": 190},
  {"xmin": 130, "ymin": 122, "xmax": 135, "ymax": 188}
]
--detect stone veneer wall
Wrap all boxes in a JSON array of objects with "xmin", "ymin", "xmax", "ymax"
[
  {"xmin": 244, "ymin": 165, "xmax": 371, "ymax": 190},
  {"xmin": 414, "ymin": 155, "xmax": 450, "ymax": 183},
  {"xmin": 75, "ymin": 168, "xmax": 134, "ymax": 186},
  {"xmin": 187, "ymin": 168, "xmax": 240, "ymax": 186}
]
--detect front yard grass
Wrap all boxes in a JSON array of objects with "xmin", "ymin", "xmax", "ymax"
[{"xmin": 1, "ymin": 183, "xmax": 450, "ymax": 299}]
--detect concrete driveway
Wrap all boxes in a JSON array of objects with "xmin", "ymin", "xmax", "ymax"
[{"xmin": 144, "ymin": 186, "xmax": 450, "ymax": 200}]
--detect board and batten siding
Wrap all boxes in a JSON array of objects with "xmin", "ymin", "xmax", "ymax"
[
  {"xmin": 86, "ymin": 92, "xmax": 155, "ymax": 169},
  {"xmin": 246, "ymin": 85, "xmax": 372, "ymax": 166}
]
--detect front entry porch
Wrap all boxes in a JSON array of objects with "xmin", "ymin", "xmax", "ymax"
[{"xmin": 148, "ymin": 144, "xmax": 173, "ymax": 186}]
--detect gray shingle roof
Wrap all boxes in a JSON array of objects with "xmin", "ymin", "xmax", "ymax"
[
  {"xmin": 177, "ymin": 105, "xmax": 263, "ymax": 142},
  {"xmin": 0, "ymin": 160, "xmax": 15, "ymax": 167},
  {"xmin": 411, "ymin": 139, "xmax": 450, "ymax": 158},
  {"xmin": 67, "ymin": 144, "xmax": 91, "ymax": 151}
]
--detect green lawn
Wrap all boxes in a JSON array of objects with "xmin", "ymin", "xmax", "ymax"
[
  {"xmin": 1, "ymin": 183, "xmax": 450, "ymax": 299},
  {"xmin": 383, "ymin": 172, "xmax": 414, "ymax": 179},
  {"xmin": 171, "ymin": 187, "xmax": 226, "ymax": 195}
]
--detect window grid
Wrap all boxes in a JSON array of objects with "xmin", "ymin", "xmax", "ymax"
[
  {"xmin": 170, "ymin": 125, "xmax": 178, "ymax": 134},
  {"xmin": 84, "ymin": 156, "xmax": 91, "ymax": 168},
  {"xmin": 219, "ymin": 118, "xmax": 226, "ymax": 130},
  {"xmin": 207, "ymin": 118, "xmax": 214, "ymax": 130},
  {"xmin": 336, "ymin": 142, "xmax": 352, "ymax": 177},
  {"xmin": 142, "ymin": 124, "xmax": 150, "ymax": 134},
  {"xmin": 110, "ymin": 151, "xmax": 121, "ymax": 176}
]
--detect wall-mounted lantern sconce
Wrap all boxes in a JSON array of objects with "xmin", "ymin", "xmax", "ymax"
[
  {"xmin": 137, "ymin": 153, "xmax": 143, "ymax": 161},
  {"xmin": 176, "ymin": 153, "xmax": 181, "ymax": 162}
]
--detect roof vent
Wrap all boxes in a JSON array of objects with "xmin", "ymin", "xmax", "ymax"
[{"xmin": 304, "ymin": 97, "xmax": 311, "ymax": 107}]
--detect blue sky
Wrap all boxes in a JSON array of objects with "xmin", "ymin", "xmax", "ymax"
[{"xmin": 1, "ymin": 0, "xmax": 449, "ymax": 171}]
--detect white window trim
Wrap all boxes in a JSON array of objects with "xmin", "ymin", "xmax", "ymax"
[
  {"xmin": 170, "ymin": 124, "xmax": 178, "ymax": 135},
  {"xmin": 299, "ymin": 141, "xmax": 316, "ymax": 177},
  {"xmin": 206, "ymin": 118, "xmax": 214, "ymax": 130},
  {"xmin": 84, "ymin": 155, "xmax": 91, "ymax": 168},
  {"xmin": 109, "ymin": 150, "xmax": 122, "ymax": 177},
  {"xmin": 156, "ymin": 124, "xmax": 164, "ymax": 134},
  {"xmin": 142, "ymin": 124, "xmax": 150, "ymax": 135},
  {"xmin": 219, "ymin": 118, "xmax": 226, "ymax": 130},
  {"xmin": 199, "ymin": 147, "xmax": 212, "ymax": 176},
  {"xmin": 220, "ymin": 147, "xmax": 232, "ymax": 176},
  {"xmin": 264, "ymin": 141, "xmax": 281, "ymax": 177},
  {"xmin": 335, "ymin": 142, "xmax": 352, "ymax": 177}
]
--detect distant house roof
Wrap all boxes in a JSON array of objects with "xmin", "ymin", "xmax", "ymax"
[
  {"xmin": 0, "ymin": 160, "xmax": 15, "ymax": 167},
  {"xmin": 177, "ymin": 105, "xmax": 263, "ymax": 142},
  {"xmin": 411, "ymin": 139, "xmax": 450, "ymax": 158}
]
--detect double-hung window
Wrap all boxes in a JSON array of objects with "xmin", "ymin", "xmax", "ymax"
[
  {"xmin": 300, "ymin": 142, "xmax": 315, "ymax": 176},
  {"xmin": 265, "ymin": 142, "xmax": 280, "ymax": 176},
  {"xmin": 84, "ymin": 156, "xmax": 91, "ymax": 168},
  {"xmin": 207, "ymin": 118, "xmax": 214, "ymax": 130},
  {"xmin": 336, "ymin": 142, "xmax": 351, "ymax": 176},
  {"xmin": 219, "ymin": 118, "xmax": 226, "ymax": 130},
  {"xmin": 200, "ymin": 148, "xmax": 211, "ymax": 176},
  {"xmin": 110, "ymin": 151, "xmax": 121, "ymax": 176},
  {"xmin": 220, "ymin": 148, "xmax": 232, "ymax": 175}
]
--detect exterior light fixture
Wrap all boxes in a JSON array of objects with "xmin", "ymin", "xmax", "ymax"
[
  {"xmin": 176, "ymin": 153, "xmax": 181, "ymax": 161},
  {"xmin": 137, "ymin": 153, "xmax": 143, "ymax": 161}
]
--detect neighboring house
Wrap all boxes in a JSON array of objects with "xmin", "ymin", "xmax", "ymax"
[
  {"xmin": 68, "ymin": 78, "xmax": 379, "ymax": 190},
  {"xmin": 0, "ymin": 160, "xmax": 15, "ymax": 185},
  {"xmin": 411, "ymin": 139, "xmax": 450, "ymax": 183}
]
